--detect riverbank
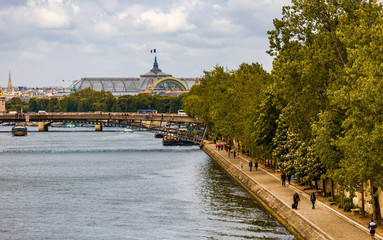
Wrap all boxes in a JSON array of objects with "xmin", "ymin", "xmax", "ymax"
[{"xmin": 202, "ymin": 141, "xmax": 382, "ymax": 240}]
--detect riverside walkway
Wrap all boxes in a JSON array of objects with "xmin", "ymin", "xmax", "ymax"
[{"xmin": 203, "ymin": 142, "xmax": 382, "ymax": 240}]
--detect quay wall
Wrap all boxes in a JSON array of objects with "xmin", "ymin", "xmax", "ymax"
[{"xmin": 202, "ymin": 145, "xmax": 331, "ymax": 240}]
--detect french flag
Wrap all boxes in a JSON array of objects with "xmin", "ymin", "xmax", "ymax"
[{"xmin": 150, "ymin": 49, "xmax": 156, "ymax": 53}]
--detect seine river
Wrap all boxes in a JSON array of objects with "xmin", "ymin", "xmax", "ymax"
[{"xmin": 0, "ymin": 126, "xmax": 295, "ymax": 240}]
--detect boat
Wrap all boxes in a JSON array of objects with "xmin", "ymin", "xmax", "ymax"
[
  {"xmin": 162, "ymin": 136, "xmax": 178, "ymax": 146},
  {"xmin": 124, "ymin": 127, "xmax": 133, "ymax": 133},
  {"xmin": 177, "ymin": 140, "xmax": 194, "ymax": 146},
  {"xmin": 51, "ymin": 123, "xmax": 76, "ymax": 128},
  {"xmin": 154, "ymin": 132, "xmax": 165, "ymax": 138},
  {"xmin": 81, "ymin": 123, "xmax": 95, "ymax": 127},
  {"xmin": 12, "ymin": 125, "xmax": 28, "ymax": 136}
]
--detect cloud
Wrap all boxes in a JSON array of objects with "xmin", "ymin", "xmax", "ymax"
[
  {"xmin": 136, "ymin": 6, "xmax": 196, "ymax": 33},
  {"xmin": 0, "ymin": 0, "xmax": 78, "ymax": 29},
  {"xmin": 0, "ymin": 0, "xmax": 291, "ymax": 87},
  {"xmin": 19, "ymin": 51, "xmax": 47, "ymax": 61}
]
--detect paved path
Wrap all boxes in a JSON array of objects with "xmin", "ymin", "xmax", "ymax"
[{"xmin": 205, "ymin": 143, "xmax": 382, "ymax": 240}]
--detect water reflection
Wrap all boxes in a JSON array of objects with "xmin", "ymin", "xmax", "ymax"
[{"xmin": 196, "ymin": 157, "xmax": 296, "ymax": 240}]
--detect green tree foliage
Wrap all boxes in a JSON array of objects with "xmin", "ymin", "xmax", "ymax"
[
  {"xmin": 267, "ymin": 0, "xmax": 348, "ymax": 140},
  {"xmin": 272, "ymin": 114, "xmax": 301, "ymax": 176},
  {"xmin": 16, "ymin": 88, "xmax": 183, "ymax": 114},
  {"xmin": 251, "ymin": 91, "xmax": 280, "ymax": 159},
  {"xmin": 183, "ymin": 64, "xmax": 272, "ymax": 148},
  {"xmin": 6, "ymin": 97, "xmax": 29, "ymax": 112}
]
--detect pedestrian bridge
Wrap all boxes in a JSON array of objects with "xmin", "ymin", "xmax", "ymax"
[{"xmin": 0, "ymin": 112, "xmax": 207, "ymax": 144}]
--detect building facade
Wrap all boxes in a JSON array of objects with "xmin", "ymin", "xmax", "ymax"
[{"xmin": 69, "ymin": 57, "xmax": 198, "ymax": 96}]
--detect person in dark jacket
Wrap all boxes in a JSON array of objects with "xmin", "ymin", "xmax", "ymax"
[
  {"xmin": 254, "ymin": 161, "xmax": 258, "ymax": 171},
  {"xmin": 249, "ymin": 161, "xmax": 253, "ymax": 172},
  {"xmin": 287, "ymin": 174, "xmax": 292, "ymax": 185},
  {"xmin": 310, "ymin": 192, "xmax": 316, "ymax": 209},
  {"xmin": 293, "ymin": 192, "xmax": 300, "ymax": 209},
  {"xmin": 281, "ymin": 172, "xmax": 286, "ymax": 186}
]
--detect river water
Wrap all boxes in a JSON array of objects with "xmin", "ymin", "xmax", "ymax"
[{"xmin": 0, "ymin": 126, "xmax": 295, "ymax": 240}]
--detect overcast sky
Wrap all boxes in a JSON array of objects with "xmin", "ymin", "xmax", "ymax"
[{"xmin": 0, "ymin": 0, "xmax": 290, "ymax": 88}]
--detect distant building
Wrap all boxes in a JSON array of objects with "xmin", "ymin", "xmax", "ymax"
[
  {"xmin": 0, "ymin": 91, "xmax": 6, "ymax": 113},
  {"xmin": 69, "ymin": 57, "xmax": 199, "ymax": 96},
  {"xmin": 7, "ymin": 71, "xmax": 12, "ymax": 92}
]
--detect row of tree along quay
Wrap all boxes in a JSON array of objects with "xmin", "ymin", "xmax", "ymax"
[
  {"xmin": 6, "ymin": 88, "xmax": 184, "ymax": 114},
  {"xmin": 183, "ymin": 0, "xmax": 383, "ymax": 223}
]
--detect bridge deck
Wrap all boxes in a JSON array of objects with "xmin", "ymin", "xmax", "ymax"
[
  {"xmin": 0, "ymin": 112, "xmax": 206, "ymax": 144},
  {"xmin": 0, "ymin": 112, "xmax": 202, "ymax": 123}
]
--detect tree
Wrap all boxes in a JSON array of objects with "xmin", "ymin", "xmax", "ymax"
[
  {"xmin": 272, "ymin": 114, "xmax": 302, "ymax": 175},
  {"xmin": 29, "ymin": 98, "xmax": 39, "ymax": 112},
  {"xmin": 251, "ymin": 90, "xmax": 280, "ymax": 160},
  {"xmin": 333, "ymin": 2, "xmax": 383, "ymax": 220},
  {"xmin": 6, "ymin": 97, "xmax": 29, "ymax": 112},
  {"xmin": 267, "ymin": 0, "xmax": 348, "ymax": 140},
  {"xmin": 47, "ymin": 97, "xmax": 59, "ymax": 112}
]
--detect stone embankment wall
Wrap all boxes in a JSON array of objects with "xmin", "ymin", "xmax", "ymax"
[{"xmin": 202, "ymin": 145, "xmax": 331, "ymax": 240}]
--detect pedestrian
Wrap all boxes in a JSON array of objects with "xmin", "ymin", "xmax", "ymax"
[
  {"xmin": 310, "ymin": 192, "xmax": 316, "ymax": 209},
  {"xmin": 228, "ymin": 150, "xmax": 230, "ymax": 158},
  {"xmin": 218, "ymin": 143, "xmax": 220, "ymax": 151},
  {"xmin": 287, "ymin": 173, "xmax": 291, "ymax": 185},
  {"xmin": 249, "ymin": 161, "xmax": 253, "ymax": 172},
  {"xmin": 240, "ymin": 160, "xmax": 243, "ymax": 171},
  {"xmin": 368, "ymin": 219, "xmax": 377, "ymax": 239},
  {"xmin": 234, "ymin": 151, "xmax": 236, "ymax": 158},
  {"xmin": 215, "ymin": 143, "xmax": 218, "ymax": 149},
  {"xmin": 254, "ymin": 161, "xmax": 258, "ymax": 171},
  {"xmin": 281, "ymin": 172, "xmax": 286, "ymax": 186},
  {"xmin": 237, "ymin": 151, "xmax": 239, "ymax": 157},
  {"xmin": 221, "ymin": 145, "xmax": 223, "ymax": 151},
  {"xmin": 293, "ymin": 192, "xmax": 300, "ymax": 209}
]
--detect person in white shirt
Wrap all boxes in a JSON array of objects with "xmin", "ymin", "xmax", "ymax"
[{"xmin": 368, "ymin": 219, "xmax": 377, "ymax": 239}]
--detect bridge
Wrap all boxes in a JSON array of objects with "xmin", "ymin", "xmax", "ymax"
[{"xmin": 0, "ymin": 112, "xmax": 207, "ymax": 144}]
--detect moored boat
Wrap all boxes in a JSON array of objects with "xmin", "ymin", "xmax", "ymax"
[
  {"xmin": 154, "ymin": 132, "xmax": 165, "ymax": 138},
  {"xmin": 51, "ymin": 123, "xmax": 76, "ymax": 128},
  {"xmin": 162, "ymin": 136, "xmax": 178, "ymax": 146},
  {"xmin": 12, "ymin": 125, "xmax": 28, "ymax": 136},
  {"xmin": 124, "ymin": 127, "xmax": 133, "ymax": 133},
  {"xmin": 177, "ymin": 140, "xmax": 194, "ymax": 146}
]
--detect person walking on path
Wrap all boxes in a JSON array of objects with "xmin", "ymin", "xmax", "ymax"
[
  {"xmin": 281, "ymin": 172, "xmax": 286, "ymax": 186},
  {"xmin": 254, "ymin": 161, "xmax": 258, "ymax": 171},
  {"xmin": 293, "ymin": 192, "xmax": 300, "ymax": 209},
  {"xmin": 287, "ymin": 173, "xmax": 291, "ymax": 185},
  {"xmin": 233, "ymin": 151, "xmax": 236, "ymax": 158},
  {"xmin": 368, "ymin": 219, "xmax": 377, "ymax": 239},
  {"xmin": 310, "ymin": 192, "xmax": 316, "ymax": 209},
  {"xmin": 249, "ymin": 161, "xmax": 253, "ymax": 172},
  {"xmin": 240, "ymin": 160, "xmax": 243, "ymax": 171}
]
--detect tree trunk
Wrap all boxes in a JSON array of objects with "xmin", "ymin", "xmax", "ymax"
[
  {"xmin": 330, "ymin": 179, "xmax": 335, "ymax": 200},
  {"xmin": 369, "ymin": 181, "xmax": 382, "ymax": 223},
  {"xmin": 361, "ymin": 182, "xmax": 365, "ymax": 216},
  {"xmin": 322, "ymin": 179, "xmax": 327, "ymax": 197}
]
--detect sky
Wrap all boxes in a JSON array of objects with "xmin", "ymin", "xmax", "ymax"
[{"xmin": 0, "ymin": 0, "xmax": 291, "ymax": 88}]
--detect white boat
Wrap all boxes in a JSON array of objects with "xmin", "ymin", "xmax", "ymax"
[{"xmin": 124, "ymin": 127, "xmax": 133, "ymax": 133}]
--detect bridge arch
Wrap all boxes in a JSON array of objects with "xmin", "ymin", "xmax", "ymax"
[{"xmin": 154, "ymin": 77, "xmax": 188, "ymax": 91}]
